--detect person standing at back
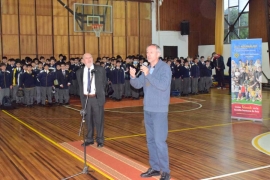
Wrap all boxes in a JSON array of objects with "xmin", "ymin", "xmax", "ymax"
[
  {"xmin": 130, "ymin": 44, "xmax": 171, "ymax": 180},
  {"xmin": 212, "ymin": 52, "xmax": 226, "ymax": 89}
]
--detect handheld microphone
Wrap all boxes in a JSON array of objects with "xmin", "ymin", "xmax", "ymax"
[
  {"xmin": 91, "ymin": 69, "xmax": 97, "ymax": 74},
  {"xmin": 136, "ymin": 62, "xmax": 148, "ymax": 77}
]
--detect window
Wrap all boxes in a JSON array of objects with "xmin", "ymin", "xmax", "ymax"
[{"xmin": 224, "ymin": 0, "xmax": 249, "ymax": 44}]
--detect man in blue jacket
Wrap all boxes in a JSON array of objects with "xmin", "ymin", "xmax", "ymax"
[
  {"xmin": 130, "ymin": 44, "xmax": 171, "ymax": 180},
  {"xmin": 38, "ymin": 64, "xmax": 55, "ymax": 106}
]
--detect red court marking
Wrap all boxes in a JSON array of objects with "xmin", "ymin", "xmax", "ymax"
[
  {"xmin": 60, "ymin": 141, "xmax": 168, "ymax": 180},
  {"xmin": 69, "ymin": 97, "xmax": 187, "ymax": 110}
]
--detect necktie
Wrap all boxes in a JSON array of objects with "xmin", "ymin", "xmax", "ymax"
[
  {"xmin": 87, "ymin": 68, "xmax": 91, "ymax": 93},
  {"xmin": 63, "ymin": 71, "xmax": 65, "ymax": 76}
]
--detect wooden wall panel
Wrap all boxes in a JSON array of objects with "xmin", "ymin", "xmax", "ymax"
[
  {"xmin": 1, "ymin": 0, "xmax": 19, "ymax": 57},
  {"xmin": 54, "ymin": 17, "xmax": 68, "ymax": 35},
  {"xmin": 2, "ymin": 35, "xmax": 19, "ymax": 55},
  {"xmin": 20, "ymin": 35, "xmax": 36, "ymax": 55},
  {"xmin": 1, "ymin": 15, "xmax": 18, "ymax": 34},
  {"xmin": 37, "ymin": 36, "xmax": 53, "ymax": 55},
  {"xmin": 113, "ymin": 1, "xmax": 125, "ymax": 19},
  {"xmin": 20, "ymin": 15, "xmax": 36, "ymax": 35},
  {"xmin": 127, "ymin": 37, "xmax": 139, "ymax": 56},
  {"xmin": 139, "ymin": 3, "xmax": 151, "ymax": 55},
  {"xmin": 54, "ymin": 36, "xmax": 69, "ymax": 56},
  {"xmin": 113, "ymin": 19, "xmax": 125, "ymax": 37},
  {"xmin": 69, "ymin": 36, "xmax": 84, "ymax": 55},
  {"xmin": 85, "ymin": 35, "xmax": 98, "ymax": 60},
  {"xmin": 0, "ymin": 0, "xmax": 152, "ymax": 59},
  {"xmin": 37, "ymin": 16, "xmax": 52, "ymax": 35},
  {"xmin": 249, "ymin": 0, "xmax": 267, "ymax": 42},
  {"xmin": 53, "ymin": 0, "xmax": 67, "ymax": 16},
  {"xmin": 100, "ymin": 34, "xmax": 113, "ymax": 57},
  {"xmin": 113, "ymin": 1, "xmax": 126, "ymax": 57},
  {"xmin": 160, "ymin": 0, "xmax": 215, "ymax": 56},
  {"xmin": 1, "ymin": 0, "xmax": 18, "ymax": 14},
  {"xmin": 36, "ymin": 0, "xmax": 52, "ymax": 16},
  {"xmin": 19, "ymin": 0, "xmax": 35, "ymax": 15},
  {"xmin": 113, "ymin": 37, "xmax": 126, "ymax": 58},
  {"xmin": 127, "ymin": 2, "xmax": 139, "ymax": 56}
]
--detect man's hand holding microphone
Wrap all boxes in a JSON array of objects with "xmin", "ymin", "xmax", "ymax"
[{"xmin": 129, "ymin": 62, "xmax": 149, "ymax": 78}]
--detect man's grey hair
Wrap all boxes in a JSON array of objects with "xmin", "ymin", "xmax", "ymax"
[{"xmin": 147, "ymin": 44, "xmax": 161, "ymax": 53}]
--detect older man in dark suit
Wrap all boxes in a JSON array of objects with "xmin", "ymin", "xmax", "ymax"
[{"xmin": 76, "ymin": 53, "xmax": 107, "ymax": 148}]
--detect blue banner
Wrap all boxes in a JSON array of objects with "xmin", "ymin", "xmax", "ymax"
[{"xmin": 231, "ymin": 39, "xmax": 262, "ymax": 121}]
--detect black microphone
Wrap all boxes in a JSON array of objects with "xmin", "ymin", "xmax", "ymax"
[
  {"xmin": 91, "ymin": 69, "xmax": 97, "ymax": 74},
  {"xmin": 136, "ymin": 62, "xmax": 148, "ymax": 77}
]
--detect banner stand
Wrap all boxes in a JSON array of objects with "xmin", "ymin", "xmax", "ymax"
[{"xmin": 230, "ymin": 39, "xmax": 263, "ymax": 121}]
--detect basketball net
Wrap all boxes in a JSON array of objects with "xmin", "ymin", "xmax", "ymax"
[{"xmin": 92, "ymin": 24, "xmax": 103, "ymax": 37}]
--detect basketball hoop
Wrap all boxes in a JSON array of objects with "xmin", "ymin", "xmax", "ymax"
[{"xmin": 92, "ymin": 24, "xmax": 103, "ymax": 37}]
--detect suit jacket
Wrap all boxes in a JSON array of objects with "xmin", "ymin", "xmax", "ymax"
[
  {"xmin": 76, "ymin": 65, "xmax": 107, "ymax": 106},
  {"xmin": 57, "ymin": 70, "xmax": 71, "ymax": 89},
  {"xmin": 213, "ymin": 55, "xmax": 225, "ymax": 70}
]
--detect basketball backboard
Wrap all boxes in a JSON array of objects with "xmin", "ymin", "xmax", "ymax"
[{"xmin": 73, "ymin": 3, "xmax": 112, "ymax": 33}]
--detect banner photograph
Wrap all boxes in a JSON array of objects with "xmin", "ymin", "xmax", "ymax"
[{"xmin": 230, "ymin": 39, "xmax": 262, "ymax": 121}]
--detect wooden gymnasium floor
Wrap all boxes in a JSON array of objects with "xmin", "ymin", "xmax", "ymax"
[{"xmin": 0, "ymin": 88, "xmax": 270, "ymax": 180}]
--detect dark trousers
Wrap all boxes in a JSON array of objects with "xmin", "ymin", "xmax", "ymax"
[
  {"xmin": 85, "ymin": 97, "xmax": 104, "ymax": 144},
  {"xmin": 124, "ymin": 80, "xmax": 131, "ymax": 97},
  {"xmin": 144, "ymin": 111, "xmax": 170, "ymax": 173},
  {"xmin": 216, "ymin": 69, "xmax": 225, "ymax": 88}
]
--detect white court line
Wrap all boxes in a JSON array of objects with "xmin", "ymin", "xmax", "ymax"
[
  {"xmin": 177, "ymin": 96, "xmax": 206, "ymax": 102},
  {"xmin": 201, "ymin": 165, "xmax": 270, "ymax": 180},
  {"xmin": 64, "ymin": 102, "xmax": 202, "ymax": 114}
]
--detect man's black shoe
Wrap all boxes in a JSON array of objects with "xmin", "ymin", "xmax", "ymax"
[
  {"xmin": 160, "ymin": 172, "xmax": 170, "ymax": 180},
  {"xmin": 140, "ymin": 168, "xmax": 160, "ymax": 178},
  {"xmin": 97, "ymin": 143, "xmax": 104, "ymax": 148},
  {"xmin": 81, "ymin": 141, "xmax": 94, "ymax": 146}
]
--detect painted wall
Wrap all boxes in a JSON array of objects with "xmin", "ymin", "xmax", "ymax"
[
  {"xmin": 151, "ymin": 0, "xmax": 188, "ymax": 58},
  {"xmin": 198, "ymin": 43, "xmax": 270, "ymax": 83}
]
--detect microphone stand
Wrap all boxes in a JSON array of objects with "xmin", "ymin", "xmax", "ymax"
[{"xmin": 62, "ymin": 70, "xmax": 95, "ymax": 180}]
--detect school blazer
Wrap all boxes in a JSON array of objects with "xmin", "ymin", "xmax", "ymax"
[{"xmin": 76, "ymin": 65, "xmax": 107, "ymax": 107}]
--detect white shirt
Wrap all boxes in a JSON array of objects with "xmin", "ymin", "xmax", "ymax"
[{"xmin": 83, "ymin": 65, "xmax": 96, "ymax": 95}]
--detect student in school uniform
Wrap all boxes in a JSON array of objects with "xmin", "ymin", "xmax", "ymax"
[
  {"xmin": 19, "ymin": 64, "xmax": 36, "ymax": 107},
  {"xmin": 34, "ymin": 63, "xmax": 42, "ymax": 105},
  {"xmin": 70, "ymin": 58, "xmax": 80, "ymax": 96},
  {"xmin": 167, "ymin": 60, "xmax": 175, "ymax": 92},
  {"xmin": 182, "ymin": 61, "xmax": 191, "ymax": 96},
  {"xmin": 1, "ymin": 56, "xmax": 8, "ymax": 66},
  {"xmin": 204, "ymin": 60, "xmax": 213, "ymax": 93},
  {"xmin": 0, "ymin": 63, "xmax": 12, "ymax": 105},
  {"xmin": 57, "ymin": 63, "xmax": 71, "ymax": 105},
  {"xmin": 53, "ymin": 64, "xmax": 61, "ymax": 105},
  {"xmin": 198, "ymin": 56, "xmax": 206, "ymax": 93},
  {"xmin": 38, "ymin": 64, "xmax": 55, "ymax": 106},
  {"xmin": 7, "ymin": 58, "xmax": 16, "ymax": 73},
  {"xmin": 12, "ymin": 61, "xmax": 22, "ymax": 103},
  {"xmin": 124, "ymin": 57, "xmax": 131, "ymax": 98},
  {"xmin": 190, "ymin": 57, "xmax": 200, "ymax": 95},
  {"xmin": 174, "ymin": 60, "xmax": 183, "ymax": 95},
  {"xmin": 130, "ymin": 59, "xmax": 140, "ymax": 100},
  {"xmin": 49, "ymin": 57, "xmax": 56, "ymax": 72},
  {"xmin": 111, "ymin": 60, "xmax": 125, "ymax": 101}
]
